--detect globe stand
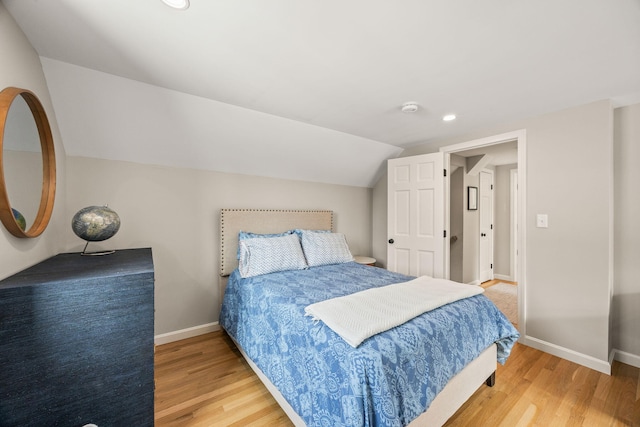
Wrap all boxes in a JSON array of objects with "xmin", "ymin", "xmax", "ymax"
[{"xmin": 80, "ymin": 241, "xmax": 116, "ymax": 256}]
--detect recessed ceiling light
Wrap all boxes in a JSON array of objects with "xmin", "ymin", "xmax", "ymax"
[
  {"xmin": 443, "ymin": 114, "xmax": 456, "ymax": 122},
  {"xmin": 401, "ymin": 102, "xmax": 419, "ymax": 113},
  {"xmin": 162, "ymin": 0, "xmax": 190, "ymax": 10}
]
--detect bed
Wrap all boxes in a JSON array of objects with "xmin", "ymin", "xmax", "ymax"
[{"xmin": 219, "ymin": 209, "xmax": 519, "ymax": 426}]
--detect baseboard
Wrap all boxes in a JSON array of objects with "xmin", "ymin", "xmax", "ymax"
[
  {"xmin": 613, "ymin": 348, "xmax": 640, "ymax": 369},
  {"xmin": 520, "ymin": 335, "xmax": 611, "ymax": 375},
  {"xmin": 493, "ymin": 274, "xmax": 513, "ymax": 282},
  {"xmin": 468, "ymin": 280, "xmax": 481, "ymax": 286},
  {"xmin": 154, "ymin": 322, "xmax": 221, "ymax": 345}
]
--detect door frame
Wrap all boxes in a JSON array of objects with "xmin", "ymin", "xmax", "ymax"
[
  {"xmin": 440, "ymin": 129, "xmax": 527, "ymax": 333},
  {"xmin": 479, "ymin": 169, "xmax": 494, "ymax": 283},
  {"xmin": 510, "ymin": 169, "xmax": 518, "ymax": 282}
]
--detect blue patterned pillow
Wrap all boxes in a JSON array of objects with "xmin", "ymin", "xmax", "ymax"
[
  {"xmin": 238, "ymin": 233, "xmax": 308, "ymax": 278},
  {"xmin": 301, "ymin": 231, "xmax": 354, "ymax": 267},
  {"xmin": 292, "ymin": 228, "xmax": 331, "ymax": 237},
  {"xmin": 237, "ymin": 230, "xmax": 295, "ymax": 259}
]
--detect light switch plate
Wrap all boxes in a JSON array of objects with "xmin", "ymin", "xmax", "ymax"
[{"xmin": 536, "ymin": 214, "xmax": 548, "ymax": 228}]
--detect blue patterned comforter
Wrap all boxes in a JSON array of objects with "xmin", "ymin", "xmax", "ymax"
[{"xmin": 220, "ymin": 262, "xmax": 519, "ymax": 427}]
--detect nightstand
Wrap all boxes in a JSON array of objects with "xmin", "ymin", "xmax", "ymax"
[{"xmin": 354, "ymin": 256, "xmax": 376, "ymax": 266}]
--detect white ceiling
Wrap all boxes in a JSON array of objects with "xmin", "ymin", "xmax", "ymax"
[{"xmin": 3, "ymin": 0, "xmax": 640, "ymax": 185}]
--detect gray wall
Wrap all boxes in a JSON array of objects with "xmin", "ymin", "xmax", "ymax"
[
  {"xmin": 371, "ymin": 170, "xmax": 389, "ymax": 268},
  {"xmin": 449, "ymin": 167, "xmax": 464, "ymax": 282},
  {"xmin": 462, "ymin": 173, "xmax": 480, "ymax": 284},
  {"xmin": 494, "ymin": 164, "xmax": 517, "ymax": 279},
  {"xmin": 373, "ymin": 100, "xmax": 615, "ymax": 369},
  {"xmin": 0, "ymin": 3, "xmax": 374, "ymax": 338},
  {"xmin": 613, "ymin": 103, "xmax": 640, "ymax": 360},
  {"xmin": 2, "ymin": 1, "xmax": 636, "ymax": 367},
  {"xmin": 65, "ymin": 157, "xmax": 373, "ymax": 336},
  {"xmin": 0, "ymin": 4, "xmax": 67, "ymax": 279}
]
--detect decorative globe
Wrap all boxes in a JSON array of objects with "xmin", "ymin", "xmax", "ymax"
[
  {"xmin": 12, "ymin": 208, "xmax": 26, "ymax": 231},
  {"xmin": 71, "ymin": 205, "xmax": 121, "ymax": 242}
]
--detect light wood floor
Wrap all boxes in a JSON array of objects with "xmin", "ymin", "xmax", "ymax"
[{"xmin": 155, "ymin": 331, "xmax": 640, "ymax": 427}]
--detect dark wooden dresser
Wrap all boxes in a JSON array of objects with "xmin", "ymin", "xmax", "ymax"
[{"xmin": 0, "ymin": 248, "xmax": 155, "ymax": 427}]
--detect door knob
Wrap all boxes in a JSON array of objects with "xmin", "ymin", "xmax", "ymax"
[{"xmin": 388, "ymin": 239, "xmax": 394, "ymax": 244}]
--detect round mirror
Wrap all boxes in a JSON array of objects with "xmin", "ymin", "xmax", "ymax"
[{"xmin": 0, "ymin": 87, "xmax": 56, "ymax": 238}]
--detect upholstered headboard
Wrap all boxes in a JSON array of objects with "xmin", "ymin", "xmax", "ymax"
[{"xmin": 219, "ymin": 209, "xmax": 333, "ymax": 277}]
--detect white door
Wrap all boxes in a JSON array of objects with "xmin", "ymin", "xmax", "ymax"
[
  {"xmin": 479, "ymin": 170, "xmax": 494, "ymax": 282},
  {"xmin": 387, "ymin": 153, "xmax": 445, "ymax": 278}
]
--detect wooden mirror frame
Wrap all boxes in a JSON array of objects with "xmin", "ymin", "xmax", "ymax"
[{"xmin": 0, "ymin": 87, "xmax": 56, "ymax": 238}]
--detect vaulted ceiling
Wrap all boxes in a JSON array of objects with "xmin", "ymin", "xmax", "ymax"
[{"xmin": 3, "ymin": 0, "xmax": 639, "ymax": 187}]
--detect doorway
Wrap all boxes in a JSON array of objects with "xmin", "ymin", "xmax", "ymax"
[
  {"xmin": 440, "ymin": 130, "xmax": 526, "ymax": 332},
  {"xmin": 445, "ymin": 143, "xmax": 516, "ymax": 284}
]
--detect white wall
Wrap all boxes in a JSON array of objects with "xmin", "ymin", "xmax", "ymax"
[
  {"xmin": 613, "ymin": 103, "xmax": 640, "ymax": 363},
  {"xmin": 373, "ymin": 100, "xmax": 615, "ymax": 371},
  {"xmin": 40, "ymin": 58, "xmax": 401, "ymax": 189},
  {"xmin": 65, "ymin": 157, "xmax": 373, "ymax": 336},
  {"xmin": 0, "ymin": 4, "xmax": 66, "ymax": 280}
]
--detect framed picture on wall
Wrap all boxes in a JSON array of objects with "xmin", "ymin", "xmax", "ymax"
[{"xmin": 468, "ymin": 186, "xmax": 478, "ymax": 210}]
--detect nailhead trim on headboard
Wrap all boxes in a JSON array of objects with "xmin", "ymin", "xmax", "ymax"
[{"xmin": 219, "ymin": 209, "xmax": 334, "ymax": 277}]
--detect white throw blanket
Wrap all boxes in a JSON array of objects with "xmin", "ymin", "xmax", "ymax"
[{"xmin": 304, "ymin": 276, "xmax": 484, "ymax": 347}]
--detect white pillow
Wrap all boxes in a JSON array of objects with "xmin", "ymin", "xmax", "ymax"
[
  {"xmin": 238, "ymin": 233, "xmax": 308, "ymax": 278},
  {"xmin": 301, "ymin": 231, "xmax": 354, "ymax": 267}
]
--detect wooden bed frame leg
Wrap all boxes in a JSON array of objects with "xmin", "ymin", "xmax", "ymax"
[{"xmin": 485, "ymin": 372, "xmax": 496, "ymax": 387}]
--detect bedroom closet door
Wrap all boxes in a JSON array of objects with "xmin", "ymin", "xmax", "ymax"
[{"xmin": 387, "ymin": 153, "xmax": 445, "ymax": 277}]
